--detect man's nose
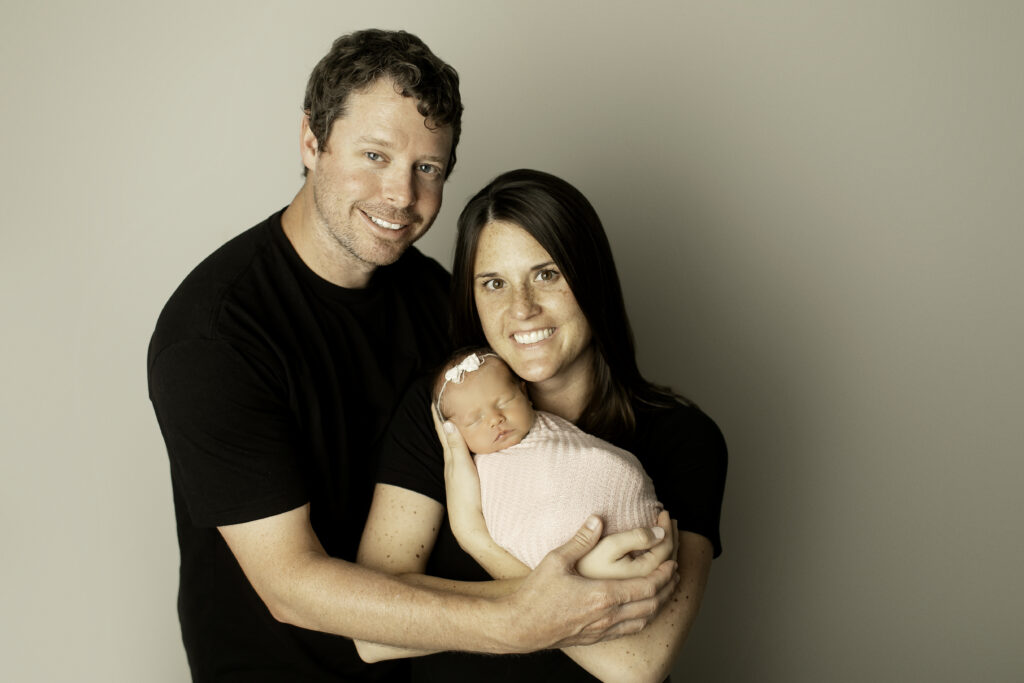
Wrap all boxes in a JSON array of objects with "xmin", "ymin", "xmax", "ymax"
[{"xmin": 383, "ymin": 167, "xmax": 415, "ymax": 208}]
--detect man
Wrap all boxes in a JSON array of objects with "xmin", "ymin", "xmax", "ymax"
[{"xmin": 148, "ymin": 29, "xmax": 676, "ymax": 682}]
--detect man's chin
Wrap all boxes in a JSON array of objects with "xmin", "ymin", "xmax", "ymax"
[{"xmin": 361, "ymin": 240, "xmax": 413, "ymax": 268}]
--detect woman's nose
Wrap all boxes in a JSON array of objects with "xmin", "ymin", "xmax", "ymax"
[{"xmin": 511, "ymin": 286, "xmax": 540, "ymax": 319}]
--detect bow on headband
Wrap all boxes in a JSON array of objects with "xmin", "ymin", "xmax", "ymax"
[{"xmin": 436, "ymin": 352, "xmax": 497, "ymax": 415}]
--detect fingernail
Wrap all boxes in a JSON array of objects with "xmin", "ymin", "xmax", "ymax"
[
  {"xmin": 585, "ymin": 515, "xmax": 599, "ymax": 530},
  {"xmin": 652, "ymin": 527, "xmax": 666, "ymax": 540},
  {"xmin": 443, "ymin": 421, "xmax": 455, "ymax": 434}
]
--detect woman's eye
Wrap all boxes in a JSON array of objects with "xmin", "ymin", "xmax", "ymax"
[
  {"xmin": 536, "ymin": 269, "xmax": 559, "ymax": 282},
  {"xmin": 482, "ymin": 279, "xmax": 505, "ymax": 291}
]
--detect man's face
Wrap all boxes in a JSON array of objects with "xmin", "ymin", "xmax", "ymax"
[{"xmin": 304, "ymin": 78, "xmax": 453, "ymax": 278}]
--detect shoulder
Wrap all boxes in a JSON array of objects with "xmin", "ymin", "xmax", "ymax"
[
  {"xmin": 375, "ymin": 374, "xmax": 446, "ymax": 501},
  {"xmin": 636, "ymin": 398, "xmax": 725, "ymax": 442},
  {"xmin": 388, "ymin": 247, "xmax": 451, "ymax": 288},
  {"xmin": 631, "ymin": 399, "xmax": 727, "ymax": 470},
  {"xmin": 148, "ymin": 211, "xmax": 285, "ymax": 361}
]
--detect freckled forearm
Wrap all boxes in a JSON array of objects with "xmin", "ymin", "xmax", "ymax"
[{"xmin": 561, "ymin": 535, "xmax": 712, "ymax": 682}]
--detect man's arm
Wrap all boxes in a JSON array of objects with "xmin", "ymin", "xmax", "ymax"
[{"xmin": 219, "ymin": 499, "xmax": 677, "ymax": 657}]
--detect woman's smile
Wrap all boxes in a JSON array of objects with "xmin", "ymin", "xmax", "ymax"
[{"xmin": 512, "ymin": 327, "xmax": 556, "ymax": 345}]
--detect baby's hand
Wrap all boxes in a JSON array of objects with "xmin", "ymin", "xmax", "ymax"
[{"xmin": 575, "ymin": 510, "xmax": 677, "ymax": 580}]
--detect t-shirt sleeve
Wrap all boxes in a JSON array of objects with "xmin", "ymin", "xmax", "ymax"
[
  {"xmin": 374, "ymin": 375, "xmax": 446, "ymax": 503},
  {"xmin": 148, "ymin": 338, "xmax": 308, "ymax": 527},
  {"xmin": 637, "ymin": 403, "xmax": 728, "ymax": 557}
]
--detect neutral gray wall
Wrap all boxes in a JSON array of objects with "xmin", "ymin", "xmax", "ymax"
[{"xmin": 2, "ymin": 1, "xmax": 1021, "ymax": 681}]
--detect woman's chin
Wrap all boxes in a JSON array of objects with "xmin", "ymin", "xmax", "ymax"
[{"xmin": 505, "ymin": 361, "xmax": 555, "ymax": 384}]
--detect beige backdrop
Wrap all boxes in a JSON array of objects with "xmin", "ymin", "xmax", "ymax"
[{"xmin": 2, "ymin": 1, "xmax": 1022, "ymax": 681}]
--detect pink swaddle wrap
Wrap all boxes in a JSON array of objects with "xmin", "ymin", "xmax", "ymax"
[{"xmin": 474, "ymin": 411, "xmax": 662, "ymax": 568}]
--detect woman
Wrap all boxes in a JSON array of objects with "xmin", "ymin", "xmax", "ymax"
[{"xmin": 358, "ymin": 169, "xmax": 727, "ymax": 681}]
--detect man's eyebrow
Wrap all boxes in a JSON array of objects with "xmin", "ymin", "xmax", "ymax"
[{"xmin": 357, "ymin": 135, "xmax": 394, "ymax": 148}]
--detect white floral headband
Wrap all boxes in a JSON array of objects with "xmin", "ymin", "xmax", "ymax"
[{"xmin": 436, "ymin": 352, "xmax": 498, "ymax": 416}]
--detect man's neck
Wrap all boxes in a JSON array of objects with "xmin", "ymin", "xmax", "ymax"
[{"xmin": 281, "ymin": 183, "xmax": 375, "ymax": 289}]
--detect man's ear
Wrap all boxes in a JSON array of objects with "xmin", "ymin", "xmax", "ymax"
[{"xmin": 300, "ymin": 113, "xmax": 319, "ymax": 172}]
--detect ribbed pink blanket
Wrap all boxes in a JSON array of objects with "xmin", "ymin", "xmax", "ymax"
[{"xmin": 474, "ymin": 411, "xmax": 662, "ymax": 568}]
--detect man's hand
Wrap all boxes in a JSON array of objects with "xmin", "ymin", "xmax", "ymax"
[{"xmin": 501, "ymin": 515, "xmax": 679, "ymax": 651}]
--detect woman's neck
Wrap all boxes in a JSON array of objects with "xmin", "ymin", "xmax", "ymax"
[{"xmin": 528, "ymin": 348, "xmax": 595, "ymax": 422}]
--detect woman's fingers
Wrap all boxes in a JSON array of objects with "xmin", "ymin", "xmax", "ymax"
[
  {"xmin": 432, "ymin": 403, "xmax": 475, "ymax": 479},
  {"xmin": 599, "ymin": 525, "xmax": 666, "ymax": 558},
  {"xmin": 431, "ymin": 404, "xmax": 460, "ymax": 459},
  {"xmin": 548, "ymin": 515, "xmax": 604, "ymax": 567},
  {"xmin": 431, "ymin": 402, "xmax": 485, "ymax": 544},
  {"xmin": 575, "ymin": 524, "xmax": 663, "ymax": 579},
  {"xmin": 646, "ymin": 510, "xmax": 676, "ymax": 564},
  {"xmin": 573, "ymin": 509, "xmax": 678, "ymax": 579}
]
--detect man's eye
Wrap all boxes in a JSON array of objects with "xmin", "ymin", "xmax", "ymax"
[
  {"xmin": 418, "ymin": 163, "xmax": 440, "ymax": 175},
  {"xmin": 366, "ymin": 152, "xmax": 383, "ymax": 161}
]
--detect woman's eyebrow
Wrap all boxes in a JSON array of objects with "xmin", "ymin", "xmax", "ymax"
[{"xmin": 475, "ymin": 261, "xmax": 556, "ymax": 279}]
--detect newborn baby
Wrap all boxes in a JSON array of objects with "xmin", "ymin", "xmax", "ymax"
[{"xmin": 435, "ymin": 349, "xmax": 662, "ymax": 568}]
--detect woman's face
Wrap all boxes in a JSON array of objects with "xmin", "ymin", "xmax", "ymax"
[{"xmin": 472, "ymin": 221, "xmax": 593, "ymax": 391}]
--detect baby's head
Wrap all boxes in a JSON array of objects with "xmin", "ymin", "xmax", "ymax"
[{"xmin": 434, "ymin": 349, "xmax": 536, "ymax": 454}]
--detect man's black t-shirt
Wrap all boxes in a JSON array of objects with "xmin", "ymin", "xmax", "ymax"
[
  {"xmin": 148, "ymin": 210, "xmax": 450, "ymax": 682},
  {"xmin": 376, "ymin": 377, "xmax": 728, "ymax": 682}
]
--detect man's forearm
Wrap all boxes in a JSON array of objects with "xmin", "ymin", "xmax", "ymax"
[
  {"xmin": 272, "ymin": 551, "xmax": 526, "ymax": 653},
  {"xmin": 219, "ymin": 505, "xmax": 527, "ymax": 654},
  {"xmin": 353, "ymin": 487, "xmax": 680, "ymax": 657},
  {"xmin": 353, "ymin": 572, "xmax": 525, "ymax": 663}
]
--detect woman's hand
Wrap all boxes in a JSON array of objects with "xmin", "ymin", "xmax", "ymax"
[
  {"xmin": 576, "ymin": 510, "xmax": 678, "ymax": 580},
  {"xmin": 432, "ymin": 404, "xmax": 490, "ymax": 548}
]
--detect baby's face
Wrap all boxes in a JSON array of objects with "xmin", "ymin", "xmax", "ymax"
[{"xmin": 444, "ymin": 360, "xmax": 535, "ymax": 454}]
